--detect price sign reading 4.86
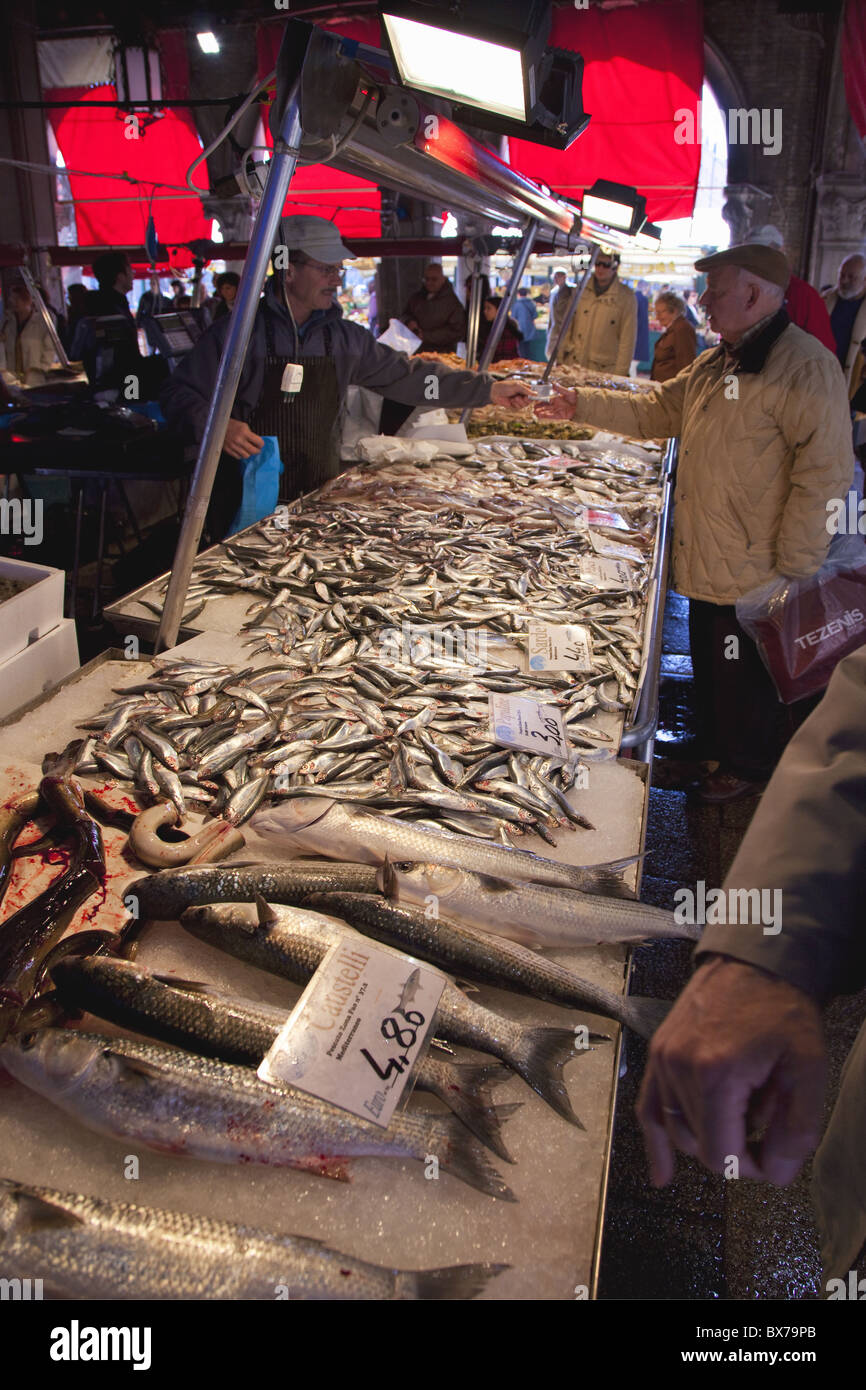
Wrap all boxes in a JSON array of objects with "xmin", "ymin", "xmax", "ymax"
[
  {"xmin": 258, "ymin": 939, "xmax": 446, "ymax": 1128},
  {"xmin": 488, "ymin": 691, "xmax": 570, "ymax": 760}
]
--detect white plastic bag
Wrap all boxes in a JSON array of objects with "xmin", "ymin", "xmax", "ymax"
[{"xmin": 377, "ymin": 318, "xmax": 422, "ymax": 354}]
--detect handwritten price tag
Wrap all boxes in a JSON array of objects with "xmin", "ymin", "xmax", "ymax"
[
  {"xmin": 527, "ymin": 621, "xmax": 594, "ymax": 672},
  {"xmin": 588, "ymin": 529, "xmax": 644, "ymax": 563},
  {"xmin": 578, "ymin": 555, "xmax": 635, "ymax": 590},
  {"xmin": 488, "ymin": 691, "xmax": 570, "ymax": 759},
  {"xmin": 258, "ymin": 935, "xmax": 446, "ymax": 1128}
]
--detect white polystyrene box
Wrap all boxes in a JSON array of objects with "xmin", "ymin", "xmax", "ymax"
[
  {"xmin": 0, "ymin": 556, "xmax": 65, "ymax": 665},
  {"xmin": 0, "ymin": 618, "xmax": 79, "ymax": 720}
]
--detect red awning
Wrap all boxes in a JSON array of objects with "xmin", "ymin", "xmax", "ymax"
[
  {"xmin": 256, "ymin": 16, "xmax": 383, "ymax": 239},
  {"xmin": 47, "ymin": 84, "xmax": 209, "ymax": 265},
  {"xmin": 507, "ymin": 0, "xmax": 704, "ymax": 223}
]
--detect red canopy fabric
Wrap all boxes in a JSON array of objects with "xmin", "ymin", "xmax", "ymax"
[
  {"xmin": 843, "ymin": 0, "xmax": 866, "ymax": 142},
  {"xmin": 256, "ymin": 16, "xmax": 383, "ymax": 238},
  {"xmin": 508, "ymin": 0, "xmax": 704, "ymax": 223},
  {"xmin": 47, "ymin": 83, "xmax": 209, "ymax": 266}
]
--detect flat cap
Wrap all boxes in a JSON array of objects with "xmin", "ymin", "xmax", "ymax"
[{"xmin": 694, "ymin": 243, "xmax": 790, "ymax": 289}]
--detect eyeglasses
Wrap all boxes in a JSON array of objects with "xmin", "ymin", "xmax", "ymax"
[
  {"xmin": 596, "ymin": 260, "xmax": 615, "ymax": 269},
  {"xmin": 297, "ymin": 256, "xmax": 343, "ymax": 275}
]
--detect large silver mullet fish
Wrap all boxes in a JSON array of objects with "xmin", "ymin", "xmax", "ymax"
[{"xmin": 252, "ymin": 796, "xmax": 638, "ymax": 896}]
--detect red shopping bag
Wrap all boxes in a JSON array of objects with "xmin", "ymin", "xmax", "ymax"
[{"xmin": 736, "ymin": 549, "xmax": 866, "ymax": 703}]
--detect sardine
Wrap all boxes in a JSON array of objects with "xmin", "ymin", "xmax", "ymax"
[
  {"xmin": 0, "ymin": 1180, "xmax": 508, "ymax": 1299},
  {"xmin": 1, "ymin": 1029, "xmax": 514, "ymax": 1200}
]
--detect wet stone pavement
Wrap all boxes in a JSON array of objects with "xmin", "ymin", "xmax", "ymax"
[{"xmin": 597, "ymin": 592, "xmax": 865, "ymax": 1302}]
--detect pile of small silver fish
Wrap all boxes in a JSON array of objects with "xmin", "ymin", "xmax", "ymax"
[
  {"xmin": 0, "ymin": 1179, "xmax": 507, "ymax": 1300},
  {"xmin": 82, "ymin": 443, "xmax": 662, "ymax": 849}
]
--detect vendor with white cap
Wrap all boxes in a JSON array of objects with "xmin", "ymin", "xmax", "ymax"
[{"xmin": 161, "ymin": 215, "xmax": 533, "ymax": 536}]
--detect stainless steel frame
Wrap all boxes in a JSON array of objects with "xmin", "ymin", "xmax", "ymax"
[
  {"xmin": 620, "ymin": 438, "xmax": 678, "ymax": 761},
  {"xmin": 18, "ymin": 266, "xmax": 74, "ymax": 370}
]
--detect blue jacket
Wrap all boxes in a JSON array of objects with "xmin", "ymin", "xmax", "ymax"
[{"xmin": 161, "ymin": 282, "xmax": 494, "ymax": 444}]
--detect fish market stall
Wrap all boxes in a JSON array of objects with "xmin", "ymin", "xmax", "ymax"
[
  {"xmin": 0, "ymin": 647, "xmax": 690, "ymax": 1301},
  {"xmin": 0, "ymin": 426, "xmax": 686, "ymax": 1300}
]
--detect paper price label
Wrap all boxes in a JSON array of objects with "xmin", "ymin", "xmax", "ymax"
[
  {"xmin": 586, "ymin": 507, "xmax": 631, "ymax": 531},
  {"xmin": 258, "ymin": 936, "xmax": 446, "ymax": 1128},
  {"xmin": 489, "ymin": 691, "xmax": 570, "ymax": 759},
  {"xmin": 588, "ymin": 529, "xmax": 644, "ymax": 563},
  {"xmin": 527, "ymin": 621, "xmax": 594, "ymax": 672},
  {"xmin": 578, "ymin": 555, "xmax": 635, "ymax": 589}
]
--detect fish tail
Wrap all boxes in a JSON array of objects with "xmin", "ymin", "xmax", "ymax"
[
  {"xmin": 620, "ymin": 994, "xmax": 672, "ymax": 1040},
  {"xmin": 424, "ymin": 1061, "xmax": 516, "ymax": 1161},
  {"xmin": 436, "ymin": 1116, "xmax": 517, "ymax": 1201},
  {"xmin": 511, "ymin": 1025, "xmax": 586, "ymax": 1128},
  {"xmin": 394, "ymin": 1262, "xmax": 510, "ymax": 1300},
  {"xmin": 576, "ymin": 852, "xmax": 646, "ymax": 898}
]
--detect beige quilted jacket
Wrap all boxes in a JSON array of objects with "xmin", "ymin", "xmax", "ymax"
[
  {"xmin": 568, "ymin": 316, "xmax": 853, "ymax": 604},
  {"xmin": 560, "ymin": 277, "xmax": 637, "ymax": 376}
]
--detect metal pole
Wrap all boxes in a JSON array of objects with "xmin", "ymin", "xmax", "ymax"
[
  {"xmin": 464, "ymin": 256, "xmax": 483, "ymax": 370},
  {"xmin": 541, "ymin": 243, "xmax": 599, "ymax": 384},
  {"xmin": 155, "ymin": 89, "xmax": 303, "ymax": 653},
  {"xmin": 461, "ymin": 219, "xmax": 538, "ymax": 424},
  {"xmin": 19, "ymin": 265, "xmax": 73, "ymax": 368}
]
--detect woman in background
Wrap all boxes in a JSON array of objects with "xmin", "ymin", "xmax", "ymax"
[{"xmin": 651, "ymin": 291, "xmax": 697, "ymax": 383}]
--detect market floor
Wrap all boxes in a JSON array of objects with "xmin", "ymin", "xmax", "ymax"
[{"xmin": 597, "ymin": 592, "xmax": 866, "ymax": 1302}]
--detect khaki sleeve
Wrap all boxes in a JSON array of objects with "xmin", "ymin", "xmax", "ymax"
[
  {"xmin": 570, "ymin": 367, "xmax": 690, "ymax": 439},
  {"xmin": 695, "ymin": 645, "xmax": 866, "ymax": 1000},
  {"xmin": 775, "ymin": 358, "xmax": 854, "ymax": 577}
]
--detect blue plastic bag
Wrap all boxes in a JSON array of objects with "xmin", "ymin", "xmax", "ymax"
[{"xmin": 228, "ymin": 435, "xmax": 284, "ymax": 536}]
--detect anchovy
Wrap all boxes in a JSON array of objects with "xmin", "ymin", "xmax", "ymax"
[{"xmin": 0, "ymin": 1180, "xmax": 507, "ymax": 1300}]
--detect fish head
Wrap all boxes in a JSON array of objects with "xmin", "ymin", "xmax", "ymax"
[
  {"xmin": 384, "ymin": 861, "xmax": 465, "ymax": 904},
  {"xmin": 51, "ymin": 956, "xmax": 146, "ymax": 1012},
  {"xmin": 181, "ymin": 901, "xmax": 261, "ymax": 948},
  {"xmin": 1, "ymin": 1028, "xmax": 105, "ymax": 1095},
  {"xmin": 252, "ymin": 797, "xmax": 336, "ymax": 837}
]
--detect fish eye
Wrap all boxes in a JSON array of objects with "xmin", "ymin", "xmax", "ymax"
[{"xmin": 18, "ymin": 1032, "xmax": 38, "ymax": 1050}]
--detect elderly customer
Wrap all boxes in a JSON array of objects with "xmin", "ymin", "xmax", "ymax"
[
  {"xmin": 537, "ymin": 243, "xmax": 852, "ymax": 802},
  {"xmin": 823, "ymin": 252, "xmax": 866, "ymax": 387},
  {"xmin": 559, "ymin": 250, "xmax": 637, "ymax": 378},
  {"xmin": 651, "ymin": 291, "xmax": 697, "ymax": 382},
  {"xmin": 638, "ymin": 641, "xmax": 866, "ymax": 1289}
]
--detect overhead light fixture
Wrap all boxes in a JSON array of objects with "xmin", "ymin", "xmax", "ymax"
[
  {"xmin": 633, "ymin": 221, "xmax": 662, "ymax": 250},
  {"xmin": 114, "ymin": 42, "xmax": 163, "ymax": 110},
  {"xmin": 582, "ymin": 180, "xmax": 646, "ymax": 235},
  {"xmin": 197, "ymin": 32, "xmax": 220, "ymax": 55},
  {"xmin": 379, "ymin": 0, "xmax": 590, "ymax": 150}
]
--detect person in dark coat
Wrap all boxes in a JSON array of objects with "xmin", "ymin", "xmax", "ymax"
[
  {"xmin": 651, "ymin": 291, "xmax": 697, "ymax": 382},
  {"xmin": 477, "ymin": 296, "xmax": 523, "ymax": 361},
  {"xmin": 401, "ymin": 263, "xmax": 466, "ymax": 352}
]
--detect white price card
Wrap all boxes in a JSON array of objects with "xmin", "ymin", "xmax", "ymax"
[
  {"xmin": 586, "ymin": 507, "xmax": 631, "ymax": 531},
  {"xmin": 578, "ymin": 555, "xmax": 635, "ymax": 589},
  {"xmin": 527, "ymin": 620, "xmax": 594, "ymax": 672},
  {"xmin": 588, "ymin": 529, "xmax": 645, "ymax": 563},
  {"xmin": 258, "ymin": 936, "xmax": 446, "ymax": 1128},
  {"xmin": 488, "ymin": 691, "xmax": 570, "ymax": 759}
]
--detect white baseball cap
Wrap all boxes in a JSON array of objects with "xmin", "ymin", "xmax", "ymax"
[{"xmin": 280, "ymin": 215, "xmax": 354, "ymax": 262}]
